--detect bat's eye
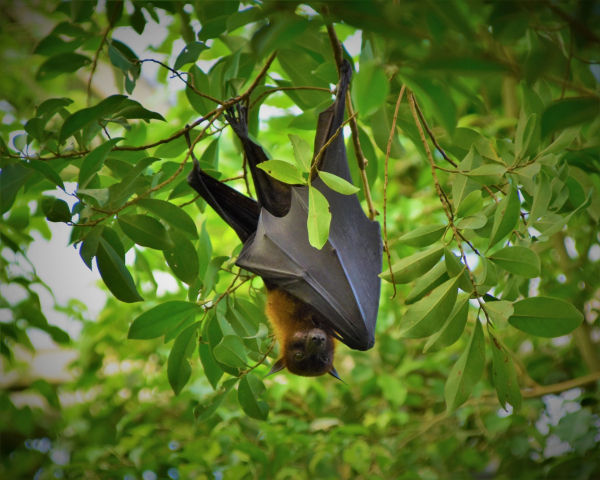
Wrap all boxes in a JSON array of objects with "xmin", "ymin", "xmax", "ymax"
[
  {"xmin": 294, "ymin": 353, "xmax": 305, "ymax": 361},
  {"xmin": 322, "ymin": 356, "xmax": 329, "ymax": 363}
]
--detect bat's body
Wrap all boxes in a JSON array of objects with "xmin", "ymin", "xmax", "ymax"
[{"xmin": 187, "ymin": 61, "xmax": 382, "ymax": 378}]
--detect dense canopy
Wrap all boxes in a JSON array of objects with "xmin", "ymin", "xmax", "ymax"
[{"xmin": 1, "ymin": 1, "xmax": 599, "ymax": 479}]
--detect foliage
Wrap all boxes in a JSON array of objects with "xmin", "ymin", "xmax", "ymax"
[{"xmin": 1, "ymin": 0, "xmax": 600, "ymax": 479}]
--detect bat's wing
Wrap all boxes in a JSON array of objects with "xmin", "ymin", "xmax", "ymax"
[
  {"xmin": 187, "ymin": 160, "xmax": 260, "ymax": 243},
  {"xmin": 237, "ymin": 60, "xmax": 382, "ymax": 350}
]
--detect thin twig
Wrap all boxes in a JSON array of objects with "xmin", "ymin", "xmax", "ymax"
[
  {"xmin": 383, "ymin": 85, "xmax": 406, "ymax": 298},
  {"xmin": 86, "ymin": 10, "xmax": 116, "ymax": 106},
  {"xmin": 249, "ymin": 86, "xmax": 334, "ymax": 110},
  {"xmin": 413, "ymin": 99, "xmax": 458, "ymax": 168},
  {"xmin": 522, "ymin": 371, "xmax": 600, "ymax": 398},
  {"xmin": 310, "ymin": 112, "xmax": 358, "ymax": 177},
  {"xmin": 139, "ymin": 59, "xmax": 223, "ymax": 105},
  {"xmin": 408, "ymin": 91, "xmax": 490, "ymax": 324},
  {"xmin": 177, "ymin": 194, "xmax": 201, "ymax": 208}
]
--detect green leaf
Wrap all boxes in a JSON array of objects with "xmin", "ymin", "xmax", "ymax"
[
  {"xmin": 449, "ymin": 128, "xmax": 500, "ymax": 162},
  {"xmin": 163, "ymin": 230, "xmax": 199, "ymax": 285},
  {"xmin": 423, "ymin": 294, "xmax": 469, "ymax": 353},
  {"xmin": 78, "ymin": 138, "xmax": 123, "ymax": 189},
  {"xmin": 452, "ymin": 145, "xmax": 483, "ymax": 210},
  {"xmin": 288, "ymin": 134, "xmax": 312, "ymax": 173},
  {"xmin": 137, "ymin": 198, "xmax": 198, "ymax": 238},
  {"xmin": 195, "ymin": 378, "xmax": 238, "ymax": 422},
  {"xmin": 541, "ymin": 97, "xmax": 600, "ymax": 138},
  {"xmin": 456, "ymin": 213, "xmax": 487, "ymax": 230},
  {"xmin": 101, "ymin": 226, "xmax": 125, "ymax": 261},
  {"xmin": 197, "ymin": 220, "xmax": 212, "ymax": 279},
  {"xmin": 168, "ymin": 322, "xmax": 200, "ymax": 396},
  {"xmin": 405, "ymin": 261, "xmax": 449, "ymax": 305},
  {"xmin": 398, "ymin": 224, "xmax": 446, "ymax": 248},
  {"xmin": 539, "ymin": 127, "xmax": 579, "ymax": 156},
  {"xmin": 60, "ymin": 95, "xmax": 127, "ymax": 143},
  {"xmin": 381, "ymin": 245, "xmax": 445, "ymax": 284},
  {"xmin": 41, "ymin": 197, "xmax": 72, "ymax": 223},
  {"xmin": 118, "ymin": 214, "xmax": 175, "ymax": 250},
  {"xmin": 488, "ymin": 246, "xmax": 541, "ymax": 278},
  {"xmin": 199, "ymin": 341, "xmax": 223, "ymax": 390},
  {"xmin": 509, "ymin": 297, "xmax": 583, "ymax": 337},
  {"xmin": 456, "ymin": 190, "xmax": 483, "ymax": 218},
  {"xmin": 307, "ymin": 186, "xmax": 331, "ymax": 250},
  {"xmin": 96, "ymin": 238, "xmax": 143, "ymax": 303},
  {"xmin": 484, "ymin": 300, "xmax": 514, "ymax": 330},
  {"xmin": 36, "ymin": 52, "xmax": 91, "ymax": 80},
  {"xmin": 186, "ymin": 65, "xmax": 213, "ymax": 116},
  {"xmin": 445, "ymin": 319, "xmax": 485, "ymax": 414},
  {"xmin": 36, "ymin": 97, "xmax": 74, "ymax": 117},
  {"xmin": 515, "ymin": 113, "xmax": 540, "ymax": 160},
  {"xmin": 444, "ymin": 248, "xmax": 472, "ymax": 293},
  {"xmin": 128, "ymin": 301, "xmax": 198, "ymax": 339},
  {"xmin": 514, "ymin": 163, "xmax": 541, "ymax": 194},
  {"xmin": 489, "ymin": 330, "xmax": 522, "ymax": 412},
  {"xmin": 555, "ymin": 409, "xmax": 592, "ymax": 444},
  {"xmin": 108, "ymin": 156, "xmax": 157, "ymax": 209},
  {"xmin": 488, "ymin": 186, "xmax": 520, "ymax": 250},
  {"xmin": 24, "ymin": 160, "xmax": 65, "ymax": 190},
  {"xmin": 0, "ymin": 163, "xmax": 34, "ymax": 215},
  {"xmin": 477, "ymin": 257, "xmax": 498, "ymax": 287},
  {"xmin": 256, "ymin": 160, "xmax": 306, "ymax": 185},
  {"xmin": 201, "ymin": 255, "xmax": 229, "ymax": 300},
  {"xmin": 214, "ymin": 335, "xmax": 247, "ymax": 368},
  {"xmin": 352, "ymin": 62, "xmax": 389, "ymax": 117},
  {"xmin": 174, "ymin": 42, "xmax": 208, "ymax": 70},
  {"xmin": 465, "ymin": 164, "xmax": 506, "ymax": 185},
  {"xmin": 318, "ymin": 171, "xmax": 360, "ymax": 195},
  {"xmin": 238, "ymin": 373, "xmax": 269, "ymax": 420},
  {"xmin": 79, "ymin": 224, "xmax": 104, "ymax": 270},
  {"xmin": 399, "ymin": 275, "xmax": 460, "ymax": 339}
]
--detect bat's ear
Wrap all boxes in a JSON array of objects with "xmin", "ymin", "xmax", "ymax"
[
  {"xmin": 328, "ymin": 367, "xmax": 346, "ymax": 384},
  {"xmin": 265, "ymin": 358, "xmax": 286, "ymax": 377}
]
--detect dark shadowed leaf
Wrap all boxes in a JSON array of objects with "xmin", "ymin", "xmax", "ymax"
[
  {"xmin": 137, "ymin": 198, "xmax": 198, "ymax": 238},
  {"xmin": 541, "ymin": 97, "xmax": 600, "ymax": 138},
  {"xmin": 128, "ymin": 301, "xmax": 198, "ymax": 340},
  {"xmin": 168, "ymin": 322, "xmax": 200, "ymax": 395},
  {"xmin": 423, "ymin": 294, "xmax": 469, "ymax": 353},
  {"xmin": 238, "ymin": 373, "xmax": 269, "ymax": 420},
  {"xmin": 118, "ymin": 214, "xmax": 175, "ymax": 250},
  {"xmin": 399, "ymin": 275, "xmax": 460, "ymax": 339},
  {"xmin": 163, "ymin": 230, "xmax": 200, "ymax": 285},
  {"xmin": 96, "ymin": 238, "xmax": 143, "ymax": 303},
  {"xmin": 36, "ymin": 52, "xmax": 91, "ymax": 80},
  {"xmin": 488, "ymin": 186, "xmax": 520, "ymax": 250},
  {"xmin": 174, "ymin": 42, "xmax": 208, "ymax": 70}
]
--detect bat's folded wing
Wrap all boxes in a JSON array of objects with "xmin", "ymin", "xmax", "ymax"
[{"xmin": 237, "ymin": 188, "xmax": 382, "ymax": 351}]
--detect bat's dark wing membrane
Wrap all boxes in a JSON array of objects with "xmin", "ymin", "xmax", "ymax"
[{"xmin": 237, "ymin": 60, "xmax": 382, "ymax": 350}]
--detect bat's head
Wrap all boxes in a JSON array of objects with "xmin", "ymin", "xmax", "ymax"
[
  {"xmin": 278, "ymin": 327, "xmax": 335, "ymax": 377},
  {"xmin": 265, "ymin": 288, "xmax": 344, "ymax": 380}
]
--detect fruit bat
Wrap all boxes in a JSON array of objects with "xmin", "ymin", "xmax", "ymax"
[{"xmin": 187, "ymin": 60, "xmax": 382, "ymax": 379}]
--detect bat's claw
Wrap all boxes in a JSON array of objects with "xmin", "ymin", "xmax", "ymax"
[{"xmin": 224, "ymin": 102, "xmax": 249, "ymax": 139}]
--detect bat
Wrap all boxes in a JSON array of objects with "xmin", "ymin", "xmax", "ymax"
[{"xmin": 187, "ymin": 60, "xmax": 382, "ymax": 379}]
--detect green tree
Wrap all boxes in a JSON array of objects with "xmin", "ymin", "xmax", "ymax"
[{"xmin": 1, "ymin": 1, "xmax": 599, "ymax": 479}]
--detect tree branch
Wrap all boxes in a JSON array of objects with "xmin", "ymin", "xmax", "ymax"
[{"xmin": 383, "ymin": 85, "xmax": 406, "ymax": 297}]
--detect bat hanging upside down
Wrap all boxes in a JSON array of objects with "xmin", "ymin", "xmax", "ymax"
[{"xmin": 187, "ymin": 60, "xmax": 382, "ymax": 380}]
